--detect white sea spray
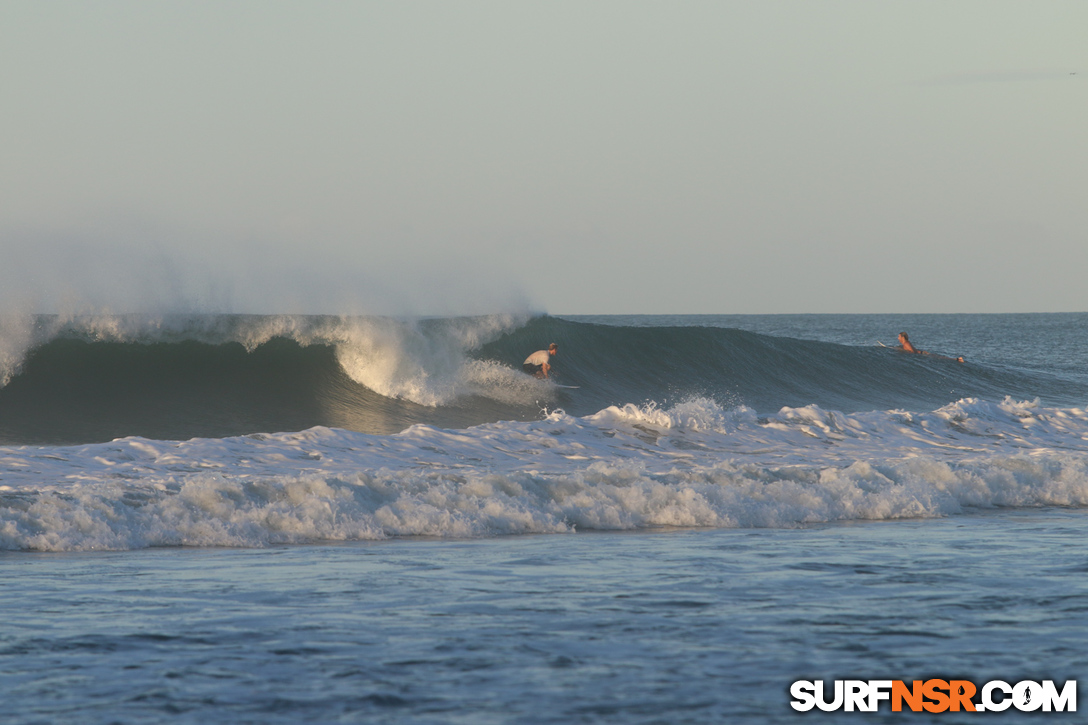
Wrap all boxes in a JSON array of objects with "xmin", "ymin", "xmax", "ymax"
[{"xmin": 0, "ymin": 312, "xmax": 537, "ymax": 406}]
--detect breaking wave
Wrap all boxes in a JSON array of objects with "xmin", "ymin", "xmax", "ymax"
[
  {"xmin": 3, "ymin": 397, "xmax": 1088, "ymax": 550},
  {"xmin": 1, "ymin": 313, "xmax": 1084, "ymax": 444}
]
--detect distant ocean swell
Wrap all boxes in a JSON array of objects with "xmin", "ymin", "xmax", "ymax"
[
  {"xmin": 1, "ymin": 313, "xmax": 1084, "ymax": 444},
  {"xmin": 3, "ymin": 398, "xmax": 1088, "ymax": 551}
]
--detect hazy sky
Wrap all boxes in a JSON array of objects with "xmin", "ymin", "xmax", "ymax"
[{"xmin": 1, "ymin": 1, "xmax": 1084, "ymax": 314}]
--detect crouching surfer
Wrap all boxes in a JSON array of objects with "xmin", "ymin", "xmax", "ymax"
[
  {"xmin": 523, "ymin": 343, "xmax": 558, "ymax": 379},
  {"xmin": 897, "ymin": 332, "xmax": 965, "ymax": 363}
]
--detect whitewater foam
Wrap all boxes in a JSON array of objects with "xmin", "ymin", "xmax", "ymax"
[{"xmin": 3, "ymin": 398, "xmax": 1088, "ymax": 551}]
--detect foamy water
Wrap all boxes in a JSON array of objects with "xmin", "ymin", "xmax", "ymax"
[{"xmin": 4, "ymin": 397, "xmax": 1088, "ymax": 551}]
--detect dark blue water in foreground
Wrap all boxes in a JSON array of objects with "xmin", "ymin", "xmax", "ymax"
[{"xmin": 2, "ymin": 510, "xmax": 1086, "ymax": 724}]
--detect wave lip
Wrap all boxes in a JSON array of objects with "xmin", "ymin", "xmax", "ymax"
[
  {"xmin": 3, "ymin": 313, "xmax": 1087, "ymax": 444},
  {"xmin": 0, "ymin": 313, "xmax": 550, "ymax": 444},
  {"xmin": 3, "ymin": 397, "xmax": 1088, "ymax": 551},
  {"xmin": 0, "ymin": 312, "xmax": 533, "ymax": 404}
]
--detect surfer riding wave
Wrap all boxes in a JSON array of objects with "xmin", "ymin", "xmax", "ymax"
[{"xmin": 523, "ymin": 343, "xmax": 558, "ymax": 379}]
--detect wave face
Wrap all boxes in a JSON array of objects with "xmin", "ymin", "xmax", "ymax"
[
  {"xmin": 477, "ymin": 315, "xmax": 1088, "ymax": 414},
  {"xmin": 0, "ymin": 313, "xmax": 1086, "ymax": 444}
]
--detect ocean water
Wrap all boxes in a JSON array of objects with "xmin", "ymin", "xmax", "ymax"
[{"xmin": 2, "ymin": 312, "xmax": 1087, "ymax": 722}]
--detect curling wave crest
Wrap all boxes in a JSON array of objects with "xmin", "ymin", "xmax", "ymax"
[{"xmin": 0, "ymin": 312, "xmax": 531, "ymax": 405}]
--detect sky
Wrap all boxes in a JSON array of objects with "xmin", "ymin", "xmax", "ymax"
[{"xmin": 1, "ymin": 1, "xmax": 1085, "ymax": 315}]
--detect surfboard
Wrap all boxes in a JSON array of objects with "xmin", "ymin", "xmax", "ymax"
[{"xmin": 554, "ymin": 384, "xmax": 579, "ymax": 389}]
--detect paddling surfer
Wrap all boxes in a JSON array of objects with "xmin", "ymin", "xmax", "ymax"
[
  {"xmin": 897, "ymin": 332, "xmax": 965, "ymax": 363},
  {"xmin": 523, "ymin": 343, "xmax": 558, "ymax": 379},
  {"xmin": 897, "ymin": 332, "xmax": 921, "ymax": 354}
]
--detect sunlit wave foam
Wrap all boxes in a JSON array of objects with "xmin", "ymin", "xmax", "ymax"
[{"xmin": 4, "ymin": 397, "xmax": 1088, "ymax": 550}]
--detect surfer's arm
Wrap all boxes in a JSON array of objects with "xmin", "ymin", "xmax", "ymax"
[{"xmin": 541, "ymin": 361, "xmax": 550, "ymax": 378}]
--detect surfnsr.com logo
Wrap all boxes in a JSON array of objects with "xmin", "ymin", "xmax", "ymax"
[{"xmin": 790, "ymin": 679, "xmax": 1076, "ymax": 713}]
